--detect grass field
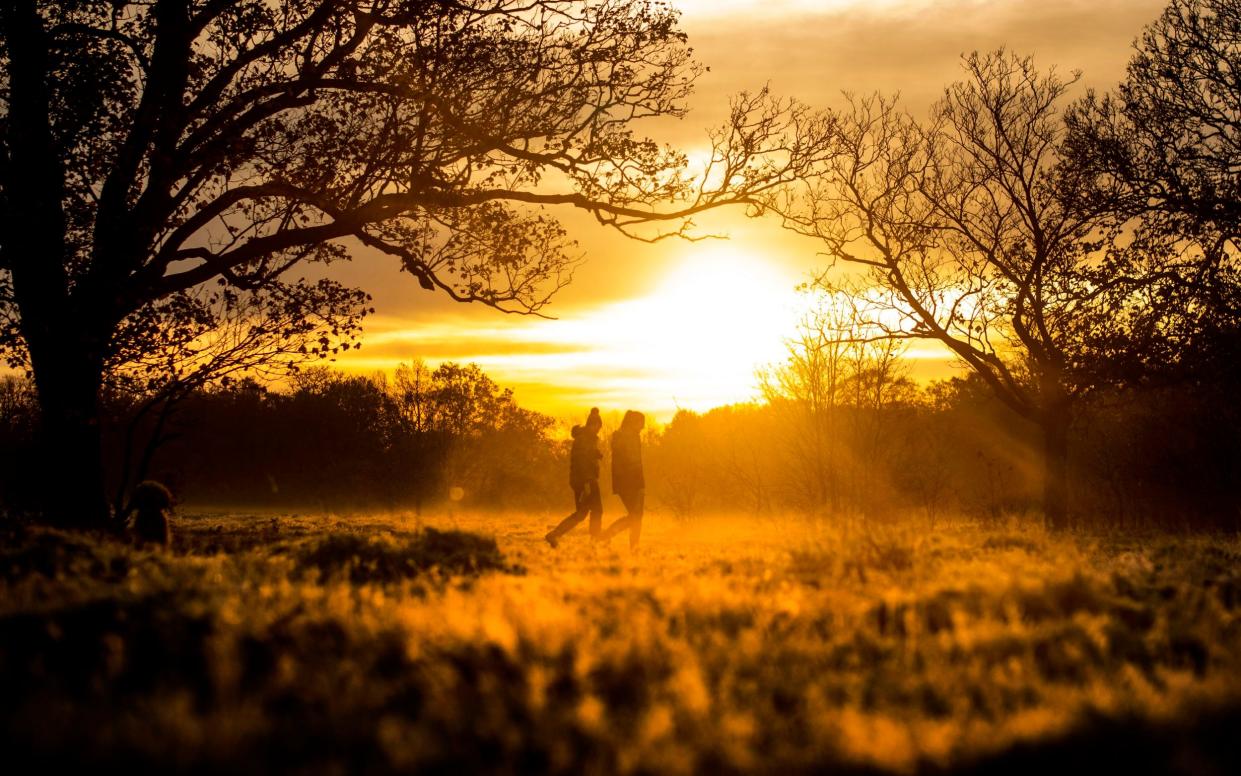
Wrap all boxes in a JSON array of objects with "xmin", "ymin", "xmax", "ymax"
[{"xmin": 2, "ymin": 509, "xmax": 1239, "ymax": 774}]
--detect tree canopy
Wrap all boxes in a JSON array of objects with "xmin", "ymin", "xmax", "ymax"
[
  {"xmin": 764, "ymin": 52, "xmax": 1124, "ymax": 526},
  {"xmin": 1064, "ymin": 0, "xmax": 1241, "ymax": 376},
  {"xmin": 0, "ymin": 0, "xmax": 830, "ymax": 524}
]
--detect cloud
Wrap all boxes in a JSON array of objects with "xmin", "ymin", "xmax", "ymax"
[
  {"xmin": 357, "ymin": 333, "xmax": 592, "ymax": 362},
  {"xmin": 670, "ymin": 0, "xmax": 1165, "ymax": 131}
]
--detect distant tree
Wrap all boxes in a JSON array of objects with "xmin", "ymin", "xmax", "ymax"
[
  {"xmin": 391, "ymin": 360, "xmax": 438, "ymax": 434},
  {"xmin": 385, "ymin": 361, "xmax": 456, "ymax": 508},
  {"xmin": 706, "ymin": 404, "xmax": 778, "ymax": 515},
  {"xmin": 0, "ymin": 375, "xmax": 40, "ymax": 514},
  {"xmin": 381, "ymin": 358, "xmax": 562, "ymax": 507},
  {"xmin": 839, "ymin": 318, "xmax": 911, "ymax": 516},
  {"xmin": 759, "ymin": 290, "xmax": 855, "ymax": 512},
  {"xmin": 389, "ymin": 359, "xmax": 541, "ymax": 437},
  {"xmin": 107, "ymin": 280, "xmax": 370, "ymax": 512},
  {"xmin": 401, "ymin": 361, "xmax": 557, "ymax": 505},
  {"xmin": 760, "ymin": 282, "xmax": 911, "ymax": 515},
  {"xmin": 647, "ymin": 409, "xmax": 710, "ymax": 518},
  {"xmin": 423, "ymin": 362, "xmax": 513, "ymax": 438},
  {"xmin": 768, "ymin": 51, "xmax": 1161, "ymax": 529},
  {"xmin": 0, "ymin": 1, "xmax": 832, "ymax": 526}
]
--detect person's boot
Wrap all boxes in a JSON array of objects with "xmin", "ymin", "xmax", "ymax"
[{"xmin": 544, "ymin": 529, "xmax": 559, "ymax": 549}]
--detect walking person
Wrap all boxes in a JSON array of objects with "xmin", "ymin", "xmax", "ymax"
[
  {"xmin": 545, "ymin": 408, "xmax": 604, "ymax": 548},
  {"xmin": 602, "ymin": 410, "xmax": 645, "ymax": 550}
]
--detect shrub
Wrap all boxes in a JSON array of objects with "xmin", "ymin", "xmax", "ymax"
[{"xmin": 291, "ymin": 528, "xmax": 509, "ymax": 583}]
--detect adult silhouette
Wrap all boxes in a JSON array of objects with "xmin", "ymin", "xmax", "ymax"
[
  {"xmin": 545, "ymin": 408, "xmax": 604, "ymax": 548},
  {"xmin": 603, "ymin": 410, "xmax": 646, "ymax": 550}
]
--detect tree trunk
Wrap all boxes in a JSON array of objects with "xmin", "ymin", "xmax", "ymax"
[
  {"xmin": 26, "ymin": 324, "xmax": 112, "ymax": 529},
  {"xmin": 3, "ymin": 1, "xmax": 111, "ymax": 527},
  {"xmin": 1042, "ymin": 397, "xmax": 1071, "ymax": 532}
]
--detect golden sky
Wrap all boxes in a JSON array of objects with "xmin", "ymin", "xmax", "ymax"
[{"xmin": 329, "ymin": 0, "xmax": 1167, "ymax": 423}]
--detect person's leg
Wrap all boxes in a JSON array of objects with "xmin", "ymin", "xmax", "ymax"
[
  {"xmin": 604, "ymin": 490, "xmax": 641, "ymax": 544},
  {"xmin": 587, "ymin": 480, "xmax": 603, "ymax": 539},
  {"xmin": 602, "ymin": 512, "xmax": 632, "ymax": 541},
  {"xmin": 547, "ymin": 509, "xmax": 584, "ymax": 539},
  {"xmin": 624, "ymin": 489, "xmax": 645, "ymax": 549},
  {"xmin": 546, "ymin": 484, "xmax": 588, "ymax": 546}
]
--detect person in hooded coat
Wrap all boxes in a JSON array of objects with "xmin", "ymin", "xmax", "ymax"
[
  {"xmin": 602, "ymin": 410, "xmax": 645, "ymax": 550},
  {"xmin": 545, "ymin": 408, "xmax": 604, "ymax": 548}
]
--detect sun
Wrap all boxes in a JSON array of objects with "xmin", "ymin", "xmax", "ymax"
[
  {"xmin": 346, "ymin": 245, "xmax": 806, "ymax": 420},
  {"xmin": 613, "ymin": 245, "xmax": 803, "ymax": 411},
  {"xmin": 642, "ymin": 246, "xmax": 797, "ymax": 363}
]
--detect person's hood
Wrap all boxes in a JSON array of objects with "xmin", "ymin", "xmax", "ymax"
[{"xmin": 621, "ymin": 410, "xmax": 645, "ymax": 433}]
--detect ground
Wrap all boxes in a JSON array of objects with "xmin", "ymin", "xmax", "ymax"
[{"xmin": 1, "ymin": 509, "xmax": 1239, "ymax": 774}]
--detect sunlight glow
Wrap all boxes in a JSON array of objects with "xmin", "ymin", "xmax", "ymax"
[
  {"xmin": 576, "ymin": 245, "xmax": 804, "ymax": 412},
  {"xmin": 344, "ymin": 250, "xmax": 958, "ymax": 421},
  {"xmin": 349, "ymin": 246, "xmax": 806, "ymax": 419}
]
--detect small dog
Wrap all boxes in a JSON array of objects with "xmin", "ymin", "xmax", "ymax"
[{"xmin": 124, "ymin": 480, "xmax": 174, "ymax": 549}]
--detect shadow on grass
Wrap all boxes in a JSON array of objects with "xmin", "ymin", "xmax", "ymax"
[{"xmin": 943, "ymin": 705, "xmax": 1241, "ymax": 776}]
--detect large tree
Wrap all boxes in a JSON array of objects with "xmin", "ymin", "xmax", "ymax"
[
  {"xmin": 1064, "ymin": 0, "xmax": 1241, "ymax": 372},
  {"xmin": 767, "ymin": 51, "xmax": 1166, "ymax": 529},
  {"xmin": 0, "ymin": 0, "xmax": 827, "ymax": 526}
]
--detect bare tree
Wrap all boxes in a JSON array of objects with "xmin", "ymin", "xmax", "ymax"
[
  {"xmin": 0, "ymin": 0, "xmax": 833, "ymax": 526},
  {"xmin": 760, "ymin": 292, "xmax": 851, "ymax": 512},
  {"xmin": 768, "ymin": 51, "xmax": 1147, "ymax": 529},
  {"xmin": 391, "ymin": 359, "xmax": 438, "ymax": 434},
  {"xmin": 760, "ymin": 281, "xmax": 909, "ymax": 515},
  {"xmin": 840, "ymin": 308, "xmax": 910, "ymax": 516}
]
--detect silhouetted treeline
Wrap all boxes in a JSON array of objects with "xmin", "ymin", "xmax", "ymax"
[
  {"xmin": 646, "ymin": 367, "xmax": 1240, "ymax": 530},
  {"xmin": 2, "ymin": 351, "xmax": 1237, "ymax": 527},
  {"xmin": 2, "ymin": 362, "xmax": 565, "ymax": 514}
]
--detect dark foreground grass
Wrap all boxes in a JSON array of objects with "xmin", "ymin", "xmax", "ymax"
[{"xmin": 0, "ymin": 512, "xmax": 1239, "ymax": 774}]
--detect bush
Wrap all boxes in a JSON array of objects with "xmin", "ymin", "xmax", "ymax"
[
  {"xmin": 0, "ymin": 526, "xmax": 134, "ymax": 584},
  {"xmin": 290, "ymin": 528, "xmax": 510, "ymax": 583}
]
